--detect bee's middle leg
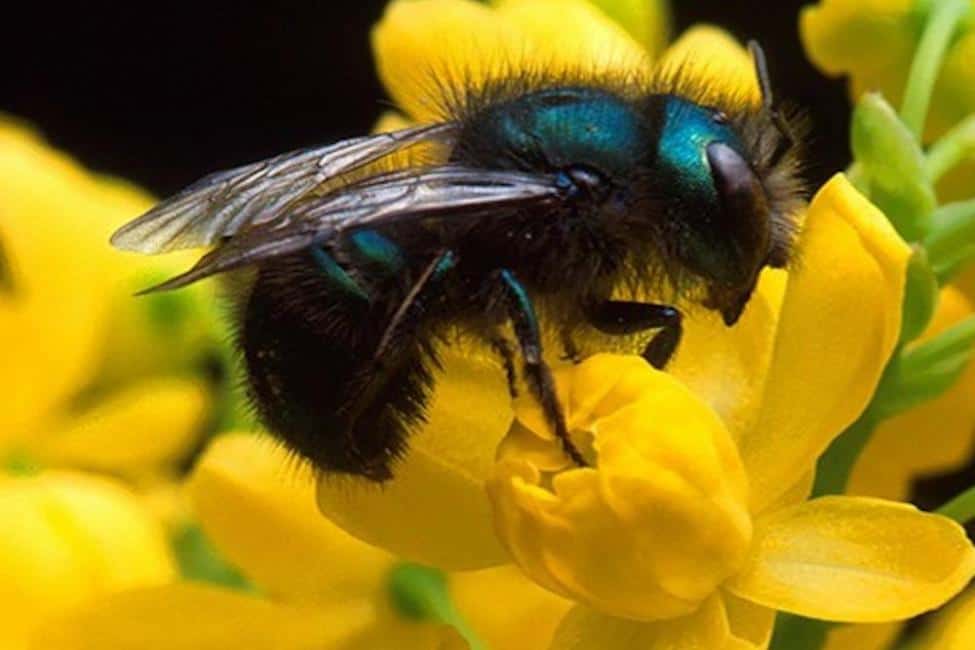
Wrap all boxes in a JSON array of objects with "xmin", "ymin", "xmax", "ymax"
[
  {"xmin": 586, "ymin": 300, "xmax": 683, "ymax": 369},
  {"xmin": 493, "ymin": 269, "xmax": 587, "ymax": 468}
]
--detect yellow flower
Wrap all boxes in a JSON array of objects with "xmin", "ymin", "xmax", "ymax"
[
  {"xmin": 310, "ymin": 1, "xmax": 975, "ymax": 646},
  {"xmin": 800, "ymin": 0, "xmax": 975, "ymax": 200},
  {"xmin": 487, "ymin": 178, "xmax": 975, "ymax": 646},
  {"xmin": 35, "ymin": 433, "xmax": 569, "ymax": 649},
  {"xmin": 0, "ymin": 119, "xmax": 221, "ymax": 476},
  {"xmin": 800, "ymin": 0, "xmax": 975, "ymax": 138},
  {"xmin": 0, "ymin": 471, "xmax": 176, "ymax": 650}
]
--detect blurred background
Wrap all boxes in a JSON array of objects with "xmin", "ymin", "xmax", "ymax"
[{"xmin": 3, "ymin": 0, "xmax": 848, "ymax": 197}]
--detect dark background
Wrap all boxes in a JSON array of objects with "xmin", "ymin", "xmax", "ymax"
[{"xmin": 3, "ymin": 1, "xmax": 849, "ymax": 196}]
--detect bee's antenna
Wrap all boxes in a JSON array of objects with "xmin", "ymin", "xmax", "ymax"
[{"xmin": 748, "ymin": 40, "xmax": 794, "ymax": 165}]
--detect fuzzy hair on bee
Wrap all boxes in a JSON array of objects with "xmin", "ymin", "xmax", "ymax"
[{"xmin": 111, "ymin": 43, "xmax": 807, "ymax": 481}]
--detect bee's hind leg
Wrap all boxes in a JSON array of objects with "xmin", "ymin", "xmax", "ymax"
[
  {"xmin": 586, "ymin": 300, "xmax": 683, "ymax": 369},
  {"xmin": 493, "ymin": 269, "xmax": 588, "ymax": 468},
  {"xmin": 489, "ymin": 336, "xmax": 519, "ymax": 398}
]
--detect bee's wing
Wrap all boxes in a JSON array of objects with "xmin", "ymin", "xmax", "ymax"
[
  {"xmin": 110, "ymin": 122, "xmax": 458, "ymax": 254},
  {"xmin": 140, "ymin": 165, "xmax": 563, "ymax": 293}
]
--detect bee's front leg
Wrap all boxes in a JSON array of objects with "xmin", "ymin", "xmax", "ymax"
[
  {"xmin": 493, "ymin": 269, "xmax": 587, "ymax": 468},
  {"xmin": 586, "ymin": 300, "xmax": 683, "ymax": 369}
]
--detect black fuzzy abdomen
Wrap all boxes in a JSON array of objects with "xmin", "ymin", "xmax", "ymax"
[{"xmin": 240, "ymin": 252, "xmax": 434, "ymax": 481}]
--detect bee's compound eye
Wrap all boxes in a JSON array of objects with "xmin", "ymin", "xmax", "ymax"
[{"xmin": 556, "ymin": 165, "xmax": 608, "ymax": 200}]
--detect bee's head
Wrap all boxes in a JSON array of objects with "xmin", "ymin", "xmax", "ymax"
[{"xmin": 647, "ymin": 94, "xmax": 794, "ymax": 325}]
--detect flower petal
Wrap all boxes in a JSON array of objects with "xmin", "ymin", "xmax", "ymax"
[
  {"xmin": 549, "ymin": 595, "xmax": 735, "ymax": 650},
  {"xmin": 450, "ymin": 565, "xmax": 571, "ymax": 650},
  {"xmin": 0, "ymin": 471, "xmax": 175, "ymax": 649},
  {"xmin": 799, "ymin": 0, "xmax": 916, "ymax": 103},
  {"xmin": 722, "ymin": 592, "xmax": 775, "ymax": 649},
  {"xmin": 801, "ymin": 1, "xmax": 975, "ymax": 140},
  {"xmin": 908, "ymin": 587, "xmax": 975, "ymax": 650},
  {"xmin": 32, "ymin": 378, "xmax": 209, "ymax": 475},
  {"xmin": 847, "ymin": 286, "xmax": 975, "ymax": 501},
  {"xmin": 317, "ymin": 345, "xmax": 511, "ymax": 570},
  {"xmin": 823, "ymin": 623, "xmax": 901, "ymax": 650},
  {"xmin": 727, "ymin": 496, "xmax": 975, "ymax": 622},
  {"xmin": 188, "ymin": 433, "xmax": 393, "ymax": 603},
  {"xmin": 493, "ymin": 0, "xmax": 650, "ymax": 71},
  {"xmin": 31, "ymin": 583, "xmax": 396, "ymax": 650},
  {"xmin": 372, "ymin": 0, "xmax": 649, "ymax": 123},
  {"xmin": 581, "ymin": 0, "xmax": 671, "ymax": 57},
  {"xmin": 668, "ymin": 269, "xmax": 786, "ymax": 440},
  {"xmin": 739, "ymin": 175, "xmax": 911, "ymax": 512},
  {"xmin": 489, "ymin": 355, "xmax": 751, "ymax": 621},
  {"xmin": 653, "ymin": 25, "xmax": 761, "ymax": 106}
]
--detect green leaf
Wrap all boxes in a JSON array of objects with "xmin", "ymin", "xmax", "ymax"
[
  {"xmin": 875, "ymin": 315, "xmax": 975, "ymax": 419},
  {"xmin": 900, "ymin": 246, "xmax": 939, "ymax": 345},
  {"xmin": 387, "ymin": 563, "xmax": 486, "ymax": 650},
  {"xmin": 172, "ymin": 524, "xmax": 254, "ymax": 591},
  {"xmin": 851, "ymin": 93, "xmax": 936, "ymax": 241}
]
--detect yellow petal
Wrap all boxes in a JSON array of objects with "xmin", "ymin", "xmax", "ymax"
[
  {"xmin": 489, "ymin": 355, "xmax": 751, "ymax": 621},
  {"xmin": 799, "ymin": 0, "xmax": 916, "ymax": 100},
  {"xmin": 0, "ymin": 119, "xmax": 219, "ymax": 447},
  {"xmin": 450, "ymin": 565, "xmax": 571, "ymax": 650},
  {"xmin": 30, "ymin": 582, "xmax": 441, "ymax": 650},
  {"xmin": 189, "ymin": 433, "xmax": 393, "ymax": 604},
  {"xmin": 801, "ymin": 1, "xmax": 975, "ymax": 140},
  {"xmin": 0, "ymin": 122, "xmax": 118, "ymax": 441},
  {"xmin": 653, "ymin": 25, "xmax": 761, "ymax": 106},
  {"xmin": 372, "ymin": 0, "xmax": 649, "ymax": 123},
  {"xmin": 823, "ymin": 622, "xmax": 901, "ymax": 650},
  {"xmin": 0, "ymin": 471, "xmax": 175, "ymax": 649},
  {"xmin": 493, "ymin": 0, "xmax": 650, "ymax": 72},
  {"xmin": 581, "ymin": 0, "xmax": 671, "ymax": 57},
  {"xmin": 722, "ymin": 592, "xmax": 775, "ymax": 649},
  {"xmin": 668, "ymin": 269, "xmax": 786, "ymax": 440},
  {"xmin": 847, "ymin": 286, "xmax": 975, "ymax": 501},
  {"xmin": 740, "ymin": 175, "xmax": 911, "ymax": 512},
  {"xmin": 548, "ymin": 595, "xmax": 736, "ymax": 650},
  {"xmin": 317, "ymin": 345, "xmax": 511, "ymax": 570},
  {"xmin": 727, "ymin": 496, "xmax": 975, "ymax": 622},
  {"xmin": 908, "ymin": 588, "xmax": 975, "ymax": 650},
  {"xmin": 31, "ymin": 378, "xmax": 209, "ymax": 474}
]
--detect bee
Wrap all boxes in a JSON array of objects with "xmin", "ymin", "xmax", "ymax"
[{"xmin": 112, "ymin": 43, "xmax": 804, "ymax": 481}]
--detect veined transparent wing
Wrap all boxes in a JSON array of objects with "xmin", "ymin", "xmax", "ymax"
[{"xmin": 110, "ymin": 122, "xmax": 458, "ymax": 253}]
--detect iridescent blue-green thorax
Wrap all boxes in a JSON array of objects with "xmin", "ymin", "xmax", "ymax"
[{"xmin": 454, "ymin": 87, "xmax": 652, "ymax": 177}]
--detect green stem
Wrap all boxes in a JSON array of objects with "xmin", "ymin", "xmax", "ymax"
[
  {"xmin": 936, "ymin": 483, "xmax": 975, "ymax": 523},
  {"xmin": 925, "ymin": 113, "xmax": 975, "ymax": 182},
  {"xmin": 925, "ymin": 198, "xmax": 975, "ymax": 281},
  {"xmin": 811, "ymin": 413, "xmax": 878, "ymax": 497},
  {"xmin": 899, "ymin": 0, "xmax": 971, "ymax": 138}
]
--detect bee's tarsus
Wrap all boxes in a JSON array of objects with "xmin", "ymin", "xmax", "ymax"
[{"xmin": 496, "ymin": 268, "xmax": 588, "ymax": 468}]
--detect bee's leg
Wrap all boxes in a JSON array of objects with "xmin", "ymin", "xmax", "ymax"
[
  {"xmin": 489, "ymin": 336, "xmax": 519, "ymax": 398},
  {"xmin": 339, "ymin": 249, "xmax": 458, "ymax": 477},
  {"xmin": 560, "ymin": 330, "xmax": 582, "ymax": 364},
  {"xmin": 310, "ymin": 245, "xmax": 369, "ymax": 300},
  {"xmin": 495, "ymin": 269, "xmax": 587, "ymax": 467},
  {"xmin": 587, "ymin": 300, "xmax": 683, "ymax": 369}
]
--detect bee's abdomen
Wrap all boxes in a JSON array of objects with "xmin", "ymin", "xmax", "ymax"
[{"xmin": 240, "ymin": 250, "xmax": 432, "ymax": 481}]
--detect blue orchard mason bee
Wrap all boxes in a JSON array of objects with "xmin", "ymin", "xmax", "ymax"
[{"xmin": 113, "ymin": 43, "xmax": 805, "ymax": 481}]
